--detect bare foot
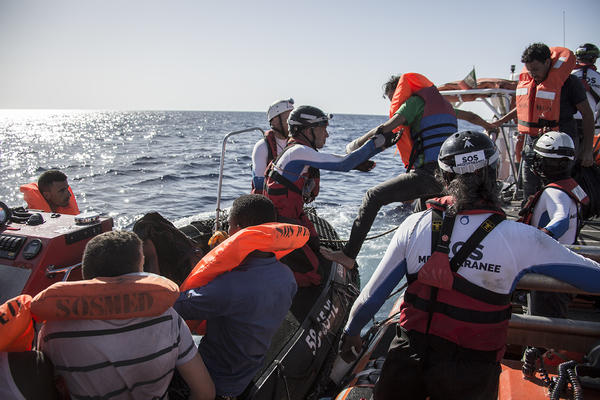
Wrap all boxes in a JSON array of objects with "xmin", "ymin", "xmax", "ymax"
[{"xmin": 320, "ymin": 248, "xmax": 356, "ymax": 270}]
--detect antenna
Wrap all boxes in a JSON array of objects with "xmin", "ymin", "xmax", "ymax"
[{"xmin": 563, "ymin": 11, "xmax": 566, "ymax": 46}]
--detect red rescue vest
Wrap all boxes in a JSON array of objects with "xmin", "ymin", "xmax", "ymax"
[
  {"xmin": 20, "ymin": 182, "xmax": 80, "ymax": 215},
  {"xmin": 518, "ymin": 178, "xmax": 589, "ymax": 225},
  {"xmin": 516, "ymin": 47, "xmax": 575, "ymax": 136},
  {"xmin": 399, "ymin": 207, "xmax": 511, "ymax": 360},
  {"xmin": 265, "ymin": 137, "xmax": 320, "ymax": 224},
  {"xmin": 251, "ymin": 130, "xmax": 280, "ymax": 195}
]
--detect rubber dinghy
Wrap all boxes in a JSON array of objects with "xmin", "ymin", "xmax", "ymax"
[{"xmin": 169, "ymin": 207, "xmax": 360, "ymax": 400}]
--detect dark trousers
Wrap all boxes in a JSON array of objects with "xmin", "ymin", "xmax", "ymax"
[
  {"xmin": 343, "ymin": 164, "xmax": 442, "ymax": 259},
  {"xmin": 373, "ymin": 327, "xmax": 501, "ymax": 400}
]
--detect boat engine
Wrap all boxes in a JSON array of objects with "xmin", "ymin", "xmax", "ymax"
[{"xmin": 0, "ymin": 203, "xmax": 113, "ymax": 303}]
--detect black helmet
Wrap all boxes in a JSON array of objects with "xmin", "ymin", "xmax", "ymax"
[
  {"xmin": 575, "ymin": 43, "xmax": 599, "ymax": 63},
  {"xmin": 288, "ymin": 105, "xmax": 332, "ymax": 133},
  {"xmin": 531, "ymin": 131, "xmax": 574, "ymax": 181},
  {"xmin": 438, "ymin": 130, "xmax": 499, "ymax": 175}
]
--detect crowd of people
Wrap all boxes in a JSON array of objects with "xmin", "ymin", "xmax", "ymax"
[{"xmin": 3, "ymin": 41, "xmax": 600, "ymax": 400}]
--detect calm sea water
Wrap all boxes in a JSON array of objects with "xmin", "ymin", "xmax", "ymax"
[{"xmin": 0, "ymin": 110, "xmax": 470, "ymax": 323}]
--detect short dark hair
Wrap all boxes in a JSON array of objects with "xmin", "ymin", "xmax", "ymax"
[
  {"xmin": 38, "ymin": 170, "xmax": 68, "ymax": 193},
  {"xmin": 521, "ymin": 43, "xmax": 551, "ymax": 64},
  {"xmin": 229, "ymin": 194, "xmax": 276, "ymax": 229},
  {"xmin": 82, "ymin": 231, "xmax": 143, "ymax": 279},
  {"xmin": 382, "ymin": 75, "xmax": 401, "ymax": 99}
]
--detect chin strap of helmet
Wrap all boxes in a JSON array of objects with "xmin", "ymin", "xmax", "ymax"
[{"xmin": 297, "ymin": 127, "xmax": 318, "ymax": 150}]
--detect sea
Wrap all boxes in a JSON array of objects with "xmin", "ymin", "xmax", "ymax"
[{"xmin": 0, "ymin": 110, "xmax": 472, "ymax": 325}]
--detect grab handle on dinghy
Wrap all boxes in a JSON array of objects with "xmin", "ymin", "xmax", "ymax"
[
  {"xmin": 215, "ymin": 127, "xmax": 265, "ymax": 232},
  {"xmin": 46, "ymin": 262, "xmax": 82, "ymax": 281}
]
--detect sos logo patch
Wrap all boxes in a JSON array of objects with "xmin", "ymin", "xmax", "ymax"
[{"xmin": 455, "ymin": 150, "xmax": 485, "ymax": 167}]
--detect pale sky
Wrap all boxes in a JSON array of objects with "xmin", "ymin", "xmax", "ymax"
[{"xmin": 1, "ymin": 0, "xmax": 599, "ymax": 116}]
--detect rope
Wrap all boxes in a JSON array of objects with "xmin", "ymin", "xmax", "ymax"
[{"xmin": 319, "ymin": 225, "xmax": 400, "ymax": 244}]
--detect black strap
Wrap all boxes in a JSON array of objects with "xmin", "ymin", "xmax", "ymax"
[
  {"xmin": 267, "ymin": 170, "xmax": 302, "ymax": 196},
  {"xmin": 518, "ymin": 118, "xmax": 558, "ymax": 129},
  {"xmin": 449, "ymin": 213, "xmax": 506, "ymax": 272}
]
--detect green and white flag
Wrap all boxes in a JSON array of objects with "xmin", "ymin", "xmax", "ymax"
[{"xmin": 459, "ymin": 67, "xmax": 477, "ymax": 89}]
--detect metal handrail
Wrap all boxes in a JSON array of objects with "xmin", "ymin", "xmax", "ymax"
[
  {"xmin": 46, "ymin": 262, "xmax": 82, "ymax": 281},
  {"xmin": 215, "ymin": 127, "xmax": 265, "ymax": 231}
]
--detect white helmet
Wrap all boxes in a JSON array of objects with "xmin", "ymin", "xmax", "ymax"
[
  {"xmin": 267, "ymin": 98, "xmax": 294, "ymax": 122},
  {"xmin": 534, "ymin": 131, "xmax": 575, "ymax": 160}
]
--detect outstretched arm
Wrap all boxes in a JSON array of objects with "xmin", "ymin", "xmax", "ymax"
[
  {"xmin": 456, "ymin": 109, "xmax": 499, "ymax": 138},
  {"xmin": 576, "ymin": 99, "xmax": 595, "ymax": 167},
  {"xmin": 346, "ymin": 113, "xmax": 407, "ymax": 153},
  {"xmin": 492, "ymin": 108, "xmax": 517, "ymax": 127}
]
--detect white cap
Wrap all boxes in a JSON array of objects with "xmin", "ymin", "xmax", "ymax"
[{"xmin": 267, "ymin": 98, "xmax": 294, "ymax": 122}]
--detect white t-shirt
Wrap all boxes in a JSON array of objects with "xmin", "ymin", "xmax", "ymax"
[
  {"xmin": 251, "ymin": 135, "xmax": 288, "ymax": 179},
  {"xmin": 531, "ymin": 187, "xmax": 580, "ymax": 244},
  {"xmin": 572, "ymin": 67, "xmax": 600, "ymax": 121},
  {"xmin": 345, "ymin": 209, "xmax": 600, "ymax": 335}
]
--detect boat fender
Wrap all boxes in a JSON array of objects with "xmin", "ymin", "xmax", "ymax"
[
  {"xmin": 31, "ymin": 273, "xmax": 179, "ymax": 321},
  {"xmin": 0, "ymin": 295, "xmax": 34, "ymax": 352},
  {"xmin": 19, "ymin": 182, "xmax": 80, "ymax": 215}
]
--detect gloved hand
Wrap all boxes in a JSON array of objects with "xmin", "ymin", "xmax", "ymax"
[
  {"xmin": 208, "ymin": 230, "xmax": 229, "ymax": 248},
  {"xmin": 339, "ymin": 334, "xmax": 363, "ymax": 362},
  {"xmin": 372, "ymin": 127, "xmax": 403, "ymax": 150},
  {"xmin": 352, "ymin": 160, "xmax": 376, "ymax": 172}
]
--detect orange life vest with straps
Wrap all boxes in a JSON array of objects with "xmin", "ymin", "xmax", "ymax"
[
  {"xmin": 180, "ymin": 222, "xmax": 310, "ymax": 333},
  {"xmin": 31, "ymin": 273, "xmax": 179, "ymax": 321},
  {"xmin": 516, "ymin": 47, "xmax": 575, "ymax": 136},
  {"xmin": 20, "ymin": 182, "xmax": 80, "ymax": 215},
  {"xmin": 0, "ymin": 295, "xmax": 34, "ymax": 352},
  {"xmin": 388, "ymin": 73, "xmax": 434, "ymax": 166}
]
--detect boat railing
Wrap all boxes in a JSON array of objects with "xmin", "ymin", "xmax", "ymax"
[
  {"xmin": 511, "ymin": 272, "xmax": 600, "ymax": 353},
  {"xmin": 215, "ymin": 127, "xmax": 265, "ymax": 231},
  {"xmin": 46, "ymin": 262, "xmax": 82, "ymax": 281}
]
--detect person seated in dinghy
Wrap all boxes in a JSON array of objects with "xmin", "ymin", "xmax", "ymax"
[
  {"xmin": 173, "ymin": 194, "xmax": 299, "ymax": 399},
  {"xmin": 518, "ymin": 131, "xmax": 589, "ymax": 319},
  {"xmin": 251, "ymin": 98, "xmax": 295, "ymax": 194},
  {"xmin": 19, "ymin": 169, "xmax": 80, "ymax": 214},
  {"xmin": 265, "ymin": 105, "xmax": 401, "ymax": 285},
  {"xmin": 339, "ymin": 130, "xmax": 600, "ymax": 400},
  {"xmin": 39, "ymin": 231, "xmax": 215, "ymax": 400}
]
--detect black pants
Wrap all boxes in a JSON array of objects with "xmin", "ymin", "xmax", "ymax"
[
  {"xmin": 343, "ymin": 164, "xmax": 442, "ymax": 259},
  {"xmin": 373, "ymin": 327, "xmax": 501, "ymax": 400}
]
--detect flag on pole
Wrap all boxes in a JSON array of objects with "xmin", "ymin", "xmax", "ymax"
[{"xmin": 458, "ymin": 67, "xmax": 477, "ymax": 89}]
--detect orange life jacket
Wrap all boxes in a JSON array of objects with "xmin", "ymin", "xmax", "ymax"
[
  {"xmin": 31, "ymin": 273, "xmax": 179, "ymax": 321},
  {"xmin": 20, "ymin": 182, "xmax": 80, "ymax": 215},
  {"xmin": 180, "ymin": 222, "xmax": 310, "ymax": 333},
  {"xmin": 0, "ymin": 295, "xmax": 34, "ymax": 352},
  {"xmin": 516, "ymin": 47, "xmax": 575, "ymax": 136},
  {"xmin": 388, "ymin": 73, "xmax": 435, "ymax": 166}
]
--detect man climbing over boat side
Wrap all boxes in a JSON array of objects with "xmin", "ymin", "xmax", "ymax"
[
  {"xmin": 493, "ymin": 43, "xmax": 595, "ymax": 199},
  {"xmin": 173, "ymin": 194, "xmax": 298, "ymax": 399},
  {"xmin": 321, "ymin": 73, "xmax": 497, "ymax": 269},
  {"xmin": 19, "ymin": 169, "xmax": 80, "ymax": 215},
  {"xmin": 265, "ymin": 105, "xmax": 400, "ymax": 285},
  {"xmin": 572, "ymin": 43, "xmax": 600, "ymax": 136},
  {"xmin": 518, "ymin": 131, "xmax": 589, "ymax": 319},
  {"xmin": 39, "ymin": 231, "xmax": 215, "ymax": 400},
  {"xmin": 251, "ymin": 98, "xmax": 295, "ymax": 194},
  {"xmin": 338, "ymin": 131, "xmax": 600, "ymax": 400}
]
